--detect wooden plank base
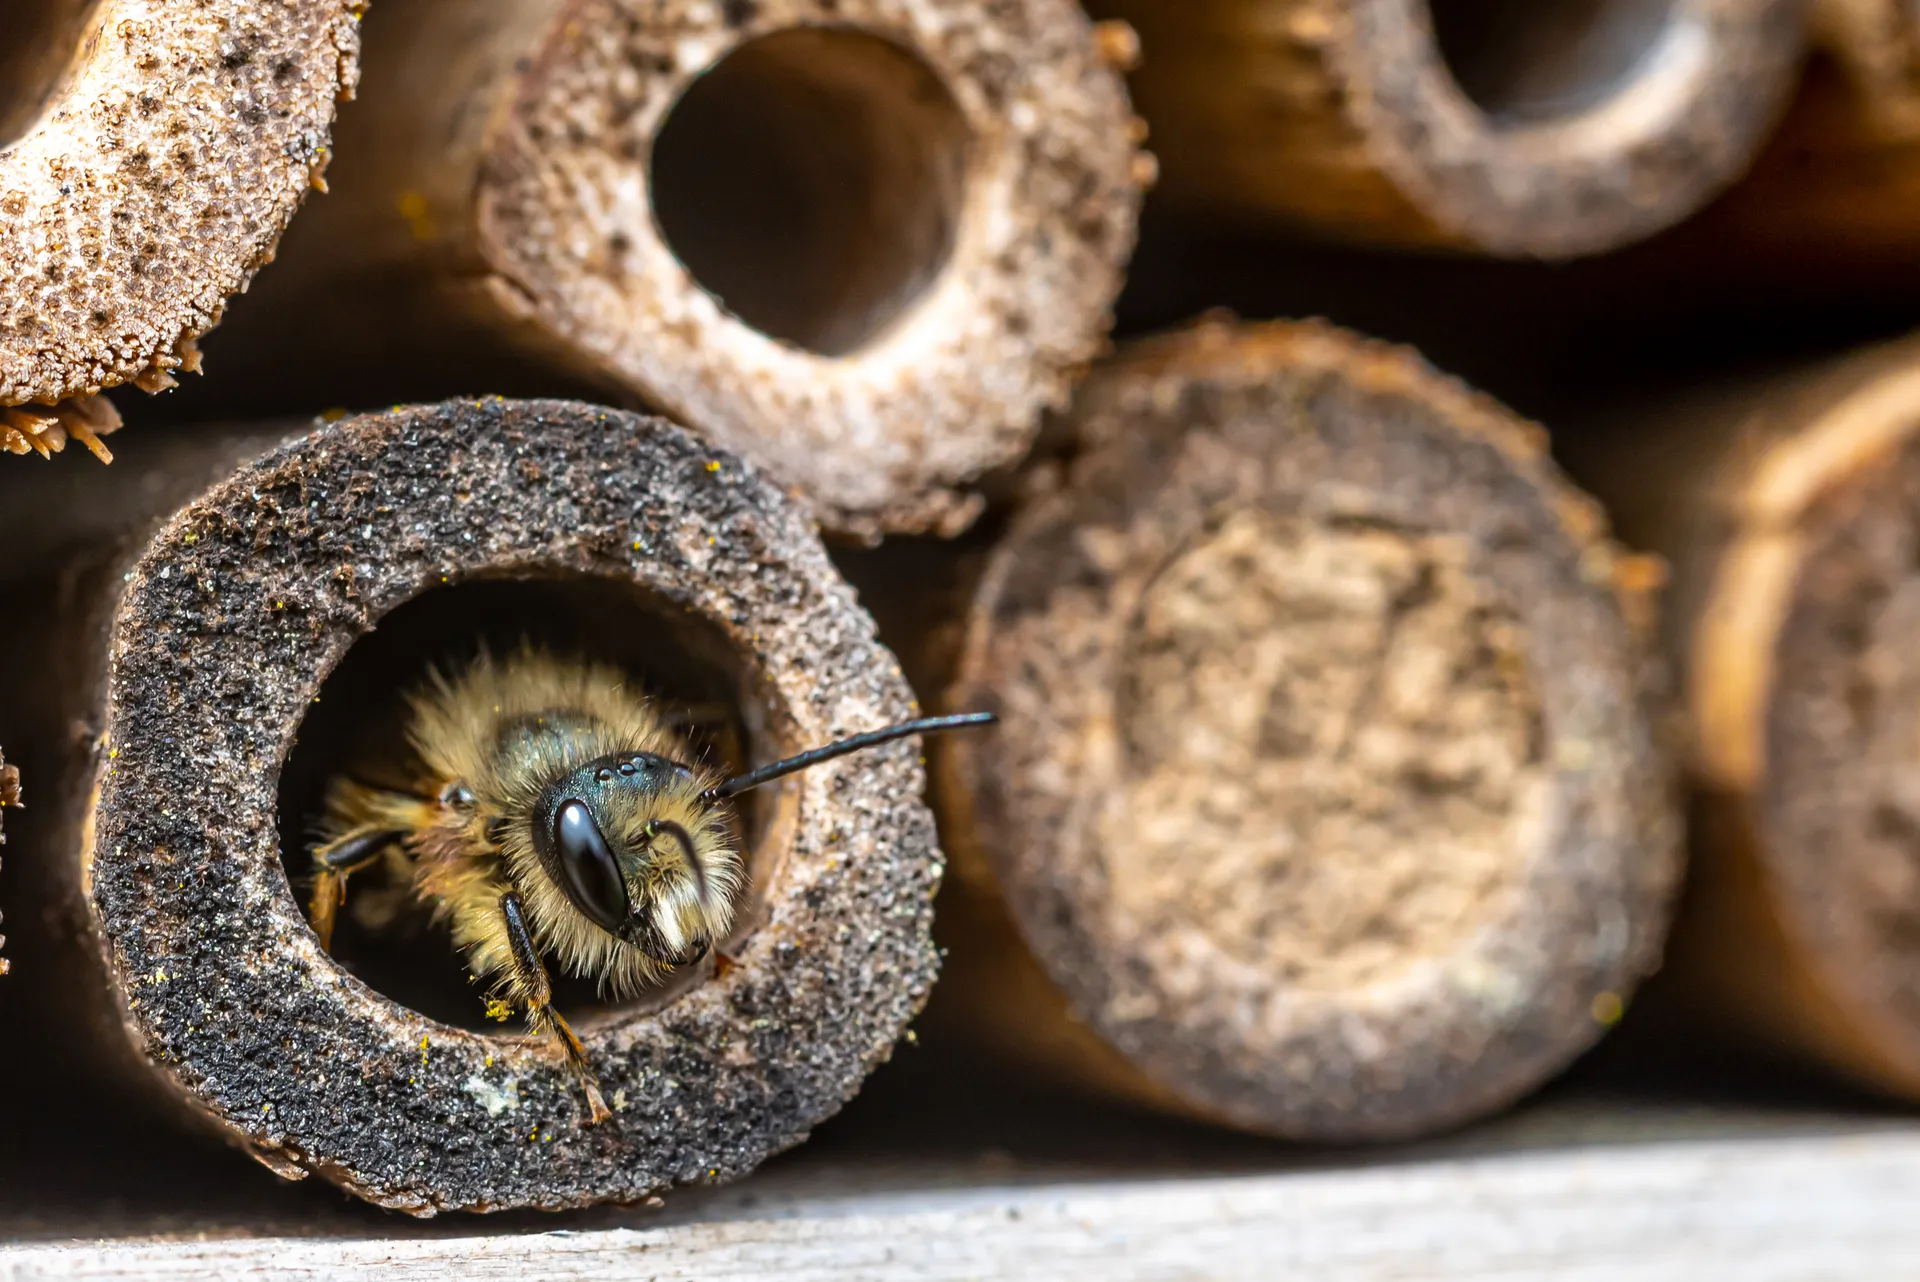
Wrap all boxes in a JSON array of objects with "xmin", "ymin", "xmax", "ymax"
[{"xmin": 4, "ymin": 1100, "xmax": 1918, "ymax": 1279}]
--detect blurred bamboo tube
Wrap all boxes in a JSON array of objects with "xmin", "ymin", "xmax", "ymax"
[
  {"xmin": 1094, "ymin": 0, "xmax": 1804, "ymax": 258},
  {"xmin": 0, "ymin": 401, "xmax": 942, "ymax": 1213},
  {"xmin": 933, "ymin": 319, "xmax": 1681, "ymax": 1140},
  {"xmin": 0, "ymin": 0, "xmax": 361, "ymax": 422},
  {"xmin": 236, "ymin": 0, "xmax": 1146, "ymax": 539},
  {"xmin": 1563, "ymin": 332, "xmax": 1920, "ymax": 1098}
]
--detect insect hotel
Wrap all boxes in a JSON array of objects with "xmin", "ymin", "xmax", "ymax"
[{"xmin": 0, "ymin": 0, "xmax": 1913, "ymax": 1275}]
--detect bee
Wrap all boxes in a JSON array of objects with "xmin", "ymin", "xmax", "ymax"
[{"xmin": 305, "ymin": 648, "xmax": 992, "ymax": 1123}]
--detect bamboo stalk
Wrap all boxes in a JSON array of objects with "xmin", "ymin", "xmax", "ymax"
[
  {"xmin": 1094, "ymin": 0, "xmax": 1804, "ymax": 258},
  {"xmin": 0, "ymin": 400, "xmax": 942, "ymax": 1212},
  {"xmin": 0, "ymin": 0, "xmax": 361, "ymax": 418},
  {"xmin": 930, "ymin": 319, "xmax": 1680, "ymax": 1140},
  {"xmin": 1559, "ymin": 332, "xmax": 1920, "ymax": 1098},
  {"xmin": 226, "ymin": 0, "xmax": 1147, "ymax": 539}
]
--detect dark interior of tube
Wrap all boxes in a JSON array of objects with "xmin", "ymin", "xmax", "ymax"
[
  {"xmin": 1426, "ymin": 0, "xmax": 1678, "ymax": 124},
  {"xmin": 0, "ymin": 0, "xmax": 102, "ymax": 147},
  {"xmin": 276, "ymin": 575, "xmax": 780, "ymax": 1031},
  {"xmin": 649, "ymin": 26, "xmax": 972, "ymax": 357}
]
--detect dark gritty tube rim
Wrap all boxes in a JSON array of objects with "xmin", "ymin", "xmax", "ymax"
[{"xmin": 84, "ymin": 398, "xmax": 942, "ymax": 1214}]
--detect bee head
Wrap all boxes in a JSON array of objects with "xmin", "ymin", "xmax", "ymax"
[
  {"xmin": 524, "ymin": 712, "xmax": 996, "ymax": 970},
  {"xmin": 531, "ymin": 751, "xmax": 731, "ymax": 967}
]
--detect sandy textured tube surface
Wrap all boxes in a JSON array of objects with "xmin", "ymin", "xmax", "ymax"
[
  {"xmin": 0, "ymin": 0, "xmax": 360, "ymax": 408},
  {"xmin": 939, "ymin": 320, "xmax": 1680, "ymax": 1140}
]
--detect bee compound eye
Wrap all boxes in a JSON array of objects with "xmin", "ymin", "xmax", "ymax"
[{"xmin": 553, "ymin": 799, "xmax": 631, "ymax": 935}]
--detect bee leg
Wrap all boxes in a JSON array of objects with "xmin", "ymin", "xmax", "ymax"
[
  {"xmin": 309, "ymin": 827, "xmax": 404, "ymax": 951},
  {"xmin": 501, "ymin": 890, "xmax": 612, "ymax": 1125}
]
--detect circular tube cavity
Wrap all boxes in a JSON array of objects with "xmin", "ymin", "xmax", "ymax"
[
  {"xmin": 0, "ymin": 0, "xmax": 100, "ymax": 146},
  {"xmin": 650, "ymin": 28, "xmax": 972, "ymax": 357},
  {"xmin": 1427, "ymin": 0, "xmax": 1680, "ymax": 122},
  {"xmin": 1106, "ymin": 0, "xmax": 1801, "ymax": 257},
  {"xmin": 222, "ymin": 0, "xmax": 1142, "ymax": 536},
  {"xmin": 277, "ymin": 576, "xmax": 786, "ymax": 1031}
]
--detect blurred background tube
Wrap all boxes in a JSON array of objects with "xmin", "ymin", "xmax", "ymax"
[
  {"xmin": 1564, "ymin": 331, "xmax": 1920, "ymax": 1101},
  {"xmin": 1093, "ymin": 0, "xmax": 1805, "ymax": 258}
]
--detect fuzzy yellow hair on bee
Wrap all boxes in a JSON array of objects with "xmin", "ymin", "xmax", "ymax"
[{"xmin": 306, "ymin": 645, "xmax": 994, "ymax": 1124}]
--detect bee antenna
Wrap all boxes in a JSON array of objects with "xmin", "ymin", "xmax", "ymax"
[{"xmin": 707, "ymin": 712, "xmax": 997, "ymax": 800}]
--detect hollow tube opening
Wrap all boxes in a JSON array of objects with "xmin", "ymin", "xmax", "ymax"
[
  {"xmin": 648, "ymin": 27, "xmax": 972, "ymax": 357},
  {"xmin": 0, "ymin": 0, "xmax": 102, "ymax": 148},
  {"xmin": 276, "ymin": 575, "xmax": 785, "ymax": 1031},
  {"xmin": 1426, "ymin": 0, "xmax": 1678, "ymax": 123}
]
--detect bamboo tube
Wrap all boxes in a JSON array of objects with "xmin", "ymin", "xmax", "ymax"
[
  {"xmin": 224, "ymin": 0, "xmax": 1147, "ymax": 540},
  {"xmin": 1558, "ymin": 332, "xmax": 1920, "ymax": 1099},
  {"xmin": 0, "ymin": 0, "xmax": 361, "ymax": 427},
  {"xmin": 932, "ymin": 319, "xmax": 1680, "ymax": 1141},
  {"xmin": 1093, "ymin": 0, "xmax": 1804, "ymax": 258},
  {"xmin": 0, "ymin": 400, "xmax": 943, "ymax": 1213}
]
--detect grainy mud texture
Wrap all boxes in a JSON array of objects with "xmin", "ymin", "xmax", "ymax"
[
  {"xmin": 0, "ymin": 0, "xmax": 362, "ymax": 408},
  {"xmin": 246, "ymin": 0, "xmax": 1145, "ymax": 538},
  {"xmin": 944, "ymin": 319, "xmax": 1680, "ymax": 1140},
  {"xmin": 56, "ymin": 400, "xmax": 939, "ymax": 1212},
  {"xmin": 1091, "ymin": 0, "xmax": 1804, "ymax": 256}
]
